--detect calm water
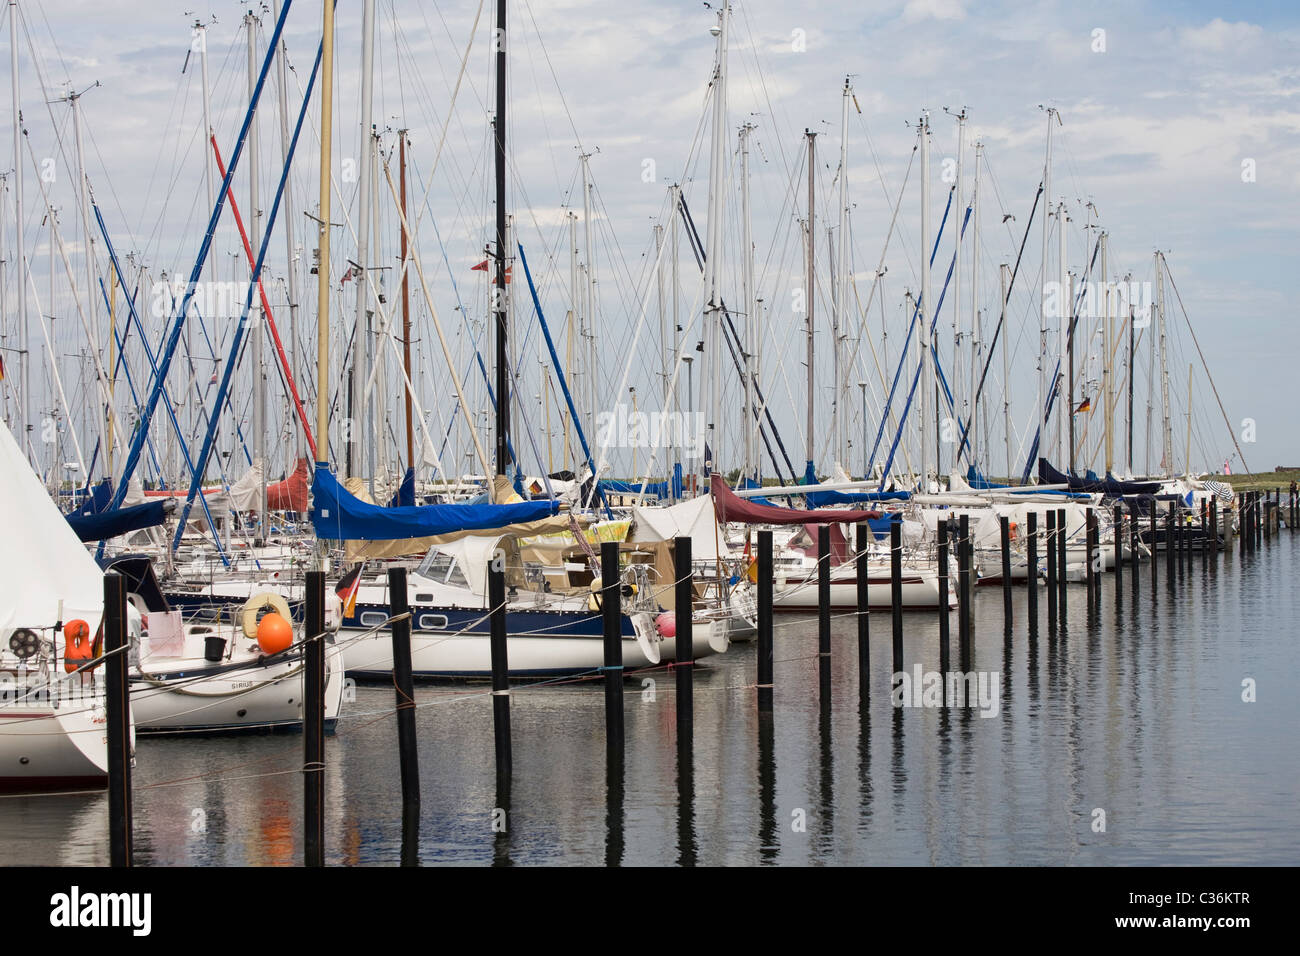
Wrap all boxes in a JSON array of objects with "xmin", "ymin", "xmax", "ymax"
[{"xmin": 6, "ymin": 533, "xmax": 1298, "ymax": 866}]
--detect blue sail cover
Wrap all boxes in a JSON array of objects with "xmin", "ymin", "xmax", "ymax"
[
  {"xmin": 387, "ymin": 467, "xmax": 416, "ymax": 508},
  {"xmin": 966, "ymin": 466, "xmax": 1009, "ymax": 490},
  {"xmin": 71, "ymin": 478, "xmax": 113, "ymax": 516},
  {"xmin": 600, "ymin": 478, "xmax": 672, "ymax": 499},
  {"xmin": 800, "ymin": 462, "xmax": 911, "ymax": 507},
  {"xmin": 312, "ymin": 465, "xmax": 558, "ymax": 540},
  {"xmin": 1038, "ymin": 458, "xmax": 1161, "ymax": 496},
  {"xmin": 67, "ymin": 499, "xmax": 171, "ymax": 542}
]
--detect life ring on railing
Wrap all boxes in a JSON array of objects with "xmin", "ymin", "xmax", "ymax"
[
  {"xmin": 63, "ymin": 619, "xmax": 92, "ymax": 673},
  {"xmin": 240, "ymin": 592, "xmax": 293, "ymax": 640}
]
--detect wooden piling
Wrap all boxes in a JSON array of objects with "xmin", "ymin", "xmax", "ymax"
[
  {"xmin": 1046, "ymin": 510, "xmax": 1058, "ymax": 622},
  {"xmin": 1085, "ymin": 509, "xmax": 1097, "ymax": 600},
  {"xmin": 1166, "ymin": 504, "xmax": 1176, "ymax": 578},
  {"xmin": 1056, "ymin": 508, "xmax": 1068, "ymax": 614},
  {"xmin": 600, "ymin": 541, "xmax": 624, "ymax": 755},
  {"xmin": 855, "ymin": 523, "xmax": 870, "ymax": 708},
  {"xmin": 958, "ymin": 514, "xmax": 972, "ymax": 666},
  {"xmin": 1209, "ymin": 498, "xmax": 1218, "ymax": 559},
  {"xmin": 103, "ymin": 572, "xmax": 132, "ymax": 868},
  {"xmin": 673, "ymin": 536, "xmax": 694, "ymax": 747},
  {"xmin": 487, "ymin": 559, "xmax": 512, "ymax": 782},
  {"xmin": 999, "ymin": 515, "xmax": 1012, "ymax": 624},
  {"xmin": 938, "ymin": 519, "xmax": 950, "ymax": 680},
  {"xmin": 304, "ymin": 570, "xmax": 326, "ymax": 867},
  {"xmin": 387, "ymin": 567, "xmax": 420, "ymax": 809},
  {"xmin": 817, "ymin": 525, "xmax": 832, "ymax": 699},
  {"xmin": 757, "ymin": 529, "xmax": 774, "ymax": 713},
  {"xmin": 890, "ymin": 520, "xmax": 903, "ymax": 678},
  {"xmin": 1026, "ymin": 511, "xmax": 1039, "ymax": 625}
]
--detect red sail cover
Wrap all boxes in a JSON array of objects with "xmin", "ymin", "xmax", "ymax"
[
  {"xmin": 268, "ymin": 458, "xmax": 310, "ymax": 513},
  {"xmin": 710, "ymin": 474, "xmax": 880, "ymax": 525}
]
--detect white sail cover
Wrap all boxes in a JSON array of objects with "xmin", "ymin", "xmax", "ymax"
[
  {"xmin": 630, "ymin": 494, "xmax": 719, "ymax": 561},
  {"xmin": 0, "ymin": 418, "xmax": 104, "ymax": 637}
]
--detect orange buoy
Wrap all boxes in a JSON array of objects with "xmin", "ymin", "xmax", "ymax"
[
  {"xmin": 256, "ymin": 612, "xmax": 294, "ymax": 655},
  {"xmin": 64, "ymin": 619, "xmax": 92, "ymax": 673}
]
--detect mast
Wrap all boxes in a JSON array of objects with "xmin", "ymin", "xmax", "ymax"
[
  {"xmin": 834, "ymin": 78, "xmax": 850, "ymax": 467},
  {"xmin": 1156, "ymin": 250, "xmax": 1172, "ymax": 474},
  {"xmin": 493, "ymin": 0, "xmax": 510, "ymax": 483},
  {"xmin": 399, "ymin": 131, "xmax": 414, "ymax": 471},
  {"xmin": 670, "ymin": 183, "xmax": 680, "ymax": 481},
  {"xmin": 702, "ymin": 3, "xmax": 729, "ymax": 475},
  {"xmin": 804, "ymin": 129, "xmax": 815, "ymax": 469},
  {"xmin": 1000, "ymin": 262, "xmax": 1011, "ymax": 481},
  {"xmin": 246, "ymin": 10, "xmax": 267, "ymax": 542},
  {"xmin": 1126, "ymin": 283, "xmax": 1134, "ymax": 474},
  {"xmin": 740, "ymin": 121, "xmax": 755, "ymax": 483},
  {"xmin": 271, "ymin": 1, "xmax": 300, "ymax": 455},
  {"xmin": 1038, "ymin": 108, "xmax": 1056, "ymax": 479},
  {"xmin": 969, "ymin": 138, "xmax": 981, "ymax": 473},
  {"xmin": 315, "ymin": 0, "xmax": 336, "ymax": 484},
  {"xmin": 1057, "ymin": 200, "xmax": 1068, "ymax": 469},
  {"xmin": 1101, "ymin": 231, "xmax": 1113, "ymax": 474},
  {"xmin": 350, "ymin": 0, "xmax": 376, "ymax": 479},
  {"xmin": 566, "ymin": 209, "xmax": 576, "ymax": 468},
  {"xmin": 196, "ymin": 15, "xmax": 215, "ymax": 455},
  {"xmin": 1145, "ymin": 258, "xmax": 1155, "ymax": 476},
  {"xmin": 952, "ymin": 108, "xmax": 965, "ymax": 467},
  {"xmin": 580, "ymin": 151, "xmax": 595, "ymax": 451},
  {"xmin": 1185, "ymin": 363, "xmax": 1192, "ymax": 476},
  {"xmin": 10, "ymin": 1, "xmax": 28, "ymax": 459},
  {"xmin": 919, "ymin": 111, "xmax": 931, "ymax": 488}
]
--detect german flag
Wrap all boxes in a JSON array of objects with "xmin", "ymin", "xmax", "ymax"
[
  {"xmin": 1075, "ymin": 396, "xmax": 1092, "ymax": 413},
  {"xmin": 336, "ymin": 563, "xmax": 364, "ymax": 618}
]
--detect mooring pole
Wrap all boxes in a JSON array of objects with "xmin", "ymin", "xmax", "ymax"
[
  {"xmin": 890, "ymin": 520, "xmax": 903, "ymax": 677},
  {"xmin": 1046, "ymin": 510, "xmax": 1058, "ymax": 623},
  {"xmin": 303, "ymin": 570, "xmax": 325, "ymax": 867},
  {"xmin": 817, "ymin": 524, "xmax": 832, "ymax": 700},
  {"xmin": 387, "ymin": 567, "xmax": 420, "ymax": 809},
  {"xmin": 938, "ymin": 519, "xmax": 951, "ymax": 682},
  {"xmin": 487, "ymin": 558, "xmax": 512, "ymax": 782},
  {"xmin": 600, "ymin": 541, "xmax": 624, "ymax": 755},
  {"xmin": 758, "ymin": 529, "xmax": 773, "ymax": 713},
  {"xmin": 1026, "ymin": 511, "xmax": 1038, "ymax": 625},
  {"xmin": 673, "ymin": 536, "xmax": 694, "ymax": 747},
  {"xmin": 1056, "ymin": 508, "xmax": 1068, "ymax": 615},
  {"xmin": 958, "ymin": 514, "xmax": 972, "ymax": 669},
  {"xmin": 999, "ymin": 515, "xmax": 1012, "ymax": 624},
  {"xmin": 1085, "ymin": 509, "xmax": 1097, "ymax": 601},
  {"xmin": 855, "ymin": 523, "xmax": 870, "ymax": 709},
  {"xmin": 104, "ymin": 572, "xmax": 133, "ymax": 868}
]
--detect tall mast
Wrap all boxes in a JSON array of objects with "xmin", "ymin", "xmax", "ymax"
[
  {"xmin": 1057, "ymin": 200, "xmax": 1068, "ymax": 469},
  {"xmin": 69, "ymin": 85, "xmax": 109, "ymax": 481},
  {"xmin": 196, "ymin": 15, "xmax": 215, "ymax": 454},
  {"xmin": 399, "ymin": 131, "xmax": 414, "ymax": 471},
  {"xmin": 1184, "ymin": 363, "xmax": 1192, "ymax": 476},
  {"xmin": 1126, "ymin": 279, "xmax": 1134, "ymax": 474},
  {"xmin": 315, "ymin": 0, "xmax": 336, "ymax": 478},
  {"xmin": 566, "ymin": 209, "xmax": 576, "ymax": 468},
  {"xmin": 246, "ymin": 10, "xmax": 267, "ymax": 542},
  {"xmin": 835, "ymin": 79, "xmax": 851, "ymax": 468},
  {"xmin": 1156, "ymin": 250, "xmax": 1172, "ymax": 474},
  {"xmin": 670, "ymin": 183, "xmax": 680, "ymax": 480},
  {"xmin": 580, "ymin": 152, "xmax": 595, "ymax": 450},
  {"xmin": 969, "ymin": 138, "xmax": 981, "ymax": 472},
  {"xmin": 739, "ymin": 121, "xmax": 755, "ymax": 483},
  {"xmin": 952, "ymin": 108, "xmax": 965, "ymax": 469},
  {"xmin": 1000, "ymin": 262, "xmax": 1011, "ymax": 481},
  {"xmin": 804, "ymin": 129, "xmax": 815, "ymax": 469},
  {"xmin": 1145, "ymin": 254, "xmax": 1155, "ymax": 475},
  {"xmin": 1038, "ymin": 108, "xmax": 1056, "ymax": 479},
  {"xmin": 1101, "ymin": 231, "xmax": 1113, "ymax": 474},
  {"xmin": 9, "ymin": 1, "xmax": 27, "ymax": 458},
  {"xmin": 702, "ymin": 3, "xmax": 729, "ymax": 475},
  {"xmin": 272, "ymin": 0, "xmax": 300, "ymax": 456},
  {"xmin": 919, "ymin": 111, "xmax": 931, "ymax": 488},
  {"xmin": 350, "ymin": 0, "xmax": 375, "ymax": 479},
  {"xmin": 493, "ymin": 0, "xmax": 510, "ymax": 481}
]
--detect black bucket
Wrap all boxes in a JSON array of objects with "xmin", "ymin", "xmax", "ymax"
[{"xmin": 204, "ymin": 635, "xmax": 227, "ymax": 663}]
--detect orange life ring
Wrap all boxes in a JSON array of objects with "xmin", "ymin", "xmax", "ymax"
[{"xmin": 64, "ymin": 619, "xmax": 92, "ymax": 673}]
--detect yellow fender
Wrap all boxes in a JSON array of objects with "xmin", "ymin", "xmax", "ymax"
[{"xmin": 241, "ymin": 591, "xmax": 293, "ymax": 640}]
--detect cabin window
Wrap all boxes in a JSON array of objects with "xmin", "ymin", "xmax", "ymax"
[
  {"xmin": 417, "ymin": 550, "xmax": 455, "ymax": 581},
  {"xmin": 359, "ymin": 612, "xmax": 387, "ymax": 628},
  {"xmin": 417, "ymin": 614, "xmax": 449, "ymax": 631},
  {"xmin": 415, "ymin": 593, "xmax": 433, "ymax": 603},
  {"xmin": 445, "ymin": 562, "xmax": 468, "ymax": 587}
]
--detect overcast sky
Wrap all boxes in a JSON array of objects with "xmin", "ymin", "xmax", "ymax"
[{"xmin": 3, "ymin": 0, "xmax": 1297, "ymax": 483}]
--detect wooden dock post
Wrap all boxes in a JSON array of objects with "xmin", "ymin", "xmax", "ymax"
[
  {"xmin": 673, "ymin": 536, "xmax": 694, "ymax": 748},
  {"xmin": 1166, "ymin": 504, "xmax": 1176, "ymax": 578},
  {"xmin": 938, "ymin": 519, "xmax": 951, "ymax": 682},
  {"xmin": 817, "ymin": 525, "xmax": 832, "ymax": 700},
  {"xmin": 387, "ymin": 567, "xmax": 420, "ymax": 811},
  {"xmin": 600, "ymin": 541, "xmax": 624, "ymax": 756},
  {"xmin": 487, "ymin": 560, "xmax": 512, "ymax": 784},
  {"xmin": 103, "ymin": 572, "xmax": 133, "ymax": 868},
  {"xmin": 757, "ymin": 529, "xmax": 774, "ymax": 713},
  {"xmin": 1209, "ymin": 499, "xmax": 1218, "ymax": 559},
  {"xmin": 958, "ymin": 514, "xmax": 972, "ymax": 668},
  {"xmin": 1085, "ymin": 509, "xmax": 1097, "ymax": 602},
  {"xmin": 304, "ymin": 570, "xmax": 326, "ymax": 867},
  {"xmin": 855, "ymin": 523, "xmax": 870, "ymax": 709},
  {"xmin": 1026, "ymin": 512, "xmax": 1039, "ymax": 625},
  {"xmin": 1151, "ymin": 507, "xmax": 1159, "ymax": 587},
  {"xmin": 1130, "ymin": 508, "xmax": 1140, "ymax": 591},
  {"xmin": 1046, "ymin": 509, "xmax": 1058, "ymax": 624},
  {"xmin": 1056, "ymin": 508, "xmax": 1068, "ymax": 615},
  {"xmin": 999, "ymin": 515, "xmax": 1012, "ymax": 624},
  {"xmin": 890, "ymin": 520, "xmax": 903, "ymax": 678}
]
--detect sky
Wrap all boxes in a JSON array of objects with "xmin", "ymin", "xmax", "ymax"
[{"xmin": 1, "ymin": 0, "xmax": 1297, "ymax": 487}]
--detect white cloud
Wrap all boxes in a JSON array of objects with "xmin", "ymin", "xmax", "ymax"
[
  {"xmin": 900, "ymin": 0, "xmax": 967, "ymax": 23},
  {"xmin": 1178, "ymin": 18, "xmax": 1264, "ymax": 53}
]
